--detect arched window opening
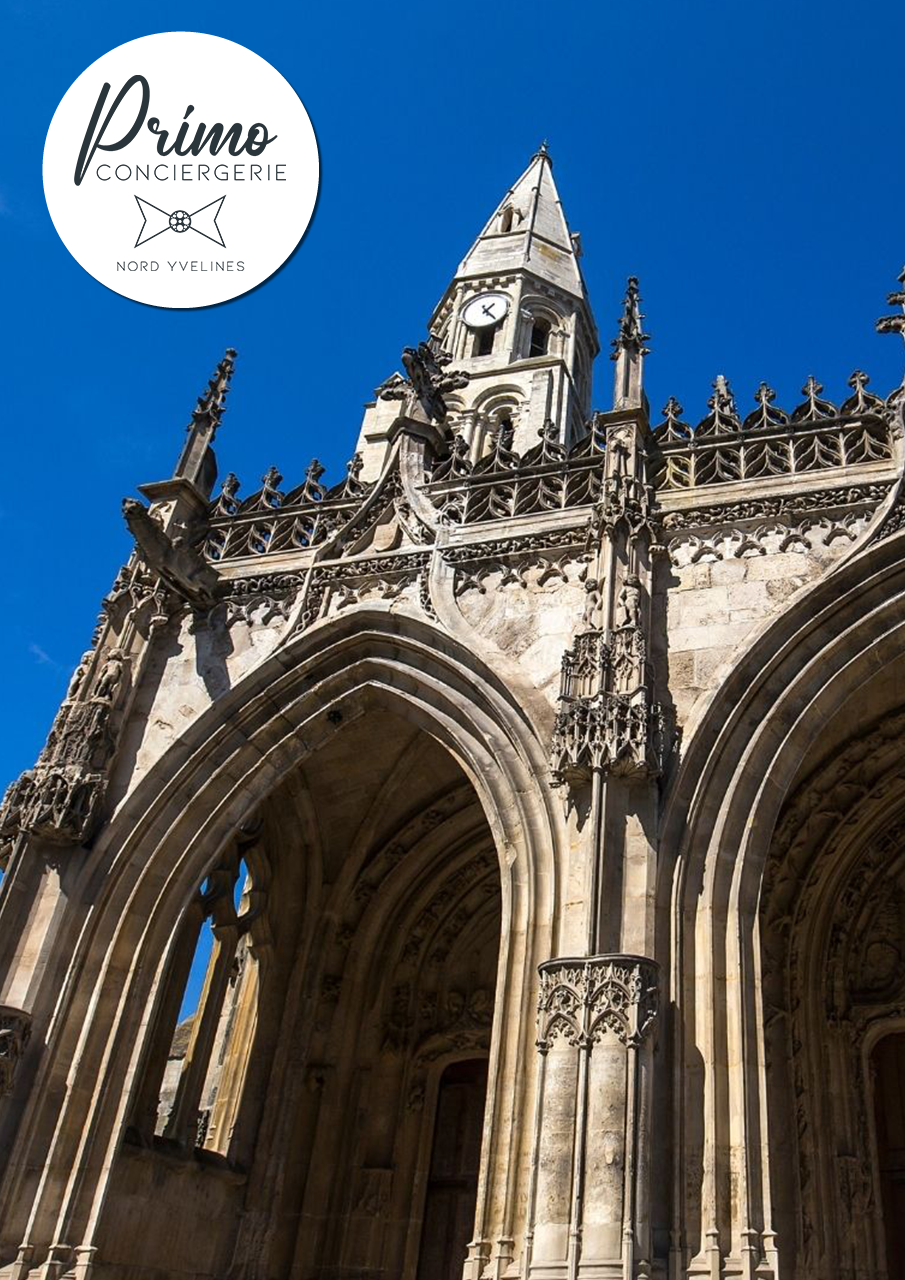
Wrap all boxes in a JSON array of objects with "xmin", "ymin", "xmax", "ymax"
[
  {"xmin": 500, "ymin": 207, "xmax": 514, "ymax": 233},
  {"xmin": 128, "ymin": 848, "xmax": 266, "ymax": 1158},
  {"xmin": 473, "ymin": 325, "xmax": 497, "ymax": 358},
  {"xmin": 529, "ymin": 318, "xmax": 551, "ymax": 358}
]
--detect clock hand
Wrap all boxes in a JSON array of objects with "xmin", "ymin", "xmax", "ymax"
[{"xmin": 482, "ymin": 304, "xmax": 495, "ymax": 317}]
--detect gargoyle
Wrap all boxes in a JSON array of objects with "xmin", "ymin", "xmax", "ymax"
[
  {"xmin": 379, "ymin": 334, "xmax": 469, "ymax": 424},
  {"xmin": 122, "ymin": 498, "xmax": 219, "ymax": 608}
]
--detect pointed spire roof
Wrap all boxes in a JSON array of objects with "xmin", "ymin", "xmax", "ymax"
[
  {"xmin": 173, "ymin": 347, "xmax": 237, "ymax": 497},
  {"xmin": 456, "ymin": 144, "xmax": 587, "ymax": 298}
]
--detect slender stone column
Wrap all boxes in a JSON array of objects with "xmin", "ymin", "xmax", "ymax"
[
  {"xmin": 163, "ymin": 922, "xmax": 238, "ymax": 1149},
  {"xmin": 127, "ymin": 902, "xmax": 205, "ymax": 1141},
  {"xmin": 528, "ymin": 956, "xmax": 658, "ymax": 1280}
]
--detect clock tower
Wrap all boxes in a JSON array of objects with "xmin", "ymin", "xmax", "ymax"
[{"xmin": 357, "ymin": 145, "xmax": 599, "ymax": 477}]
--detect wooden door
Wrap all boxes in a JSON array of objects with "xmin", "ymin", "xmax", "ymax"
[
  {"xmin": 873, "ymin": 1033, "xmax": 905, "ymax": 1278},
  {"xmin": 416, "ymin": 1059, "xmax": 489, "ymax": 1280}
]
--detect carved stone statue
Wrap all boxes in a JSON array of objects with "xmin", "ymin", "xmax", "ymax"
[
  {"xmin": 66, "ymin": 652, "xmax": 94, "ymax": 702},
  {"xmin": 583, "ymin": 576, "xmax": 603, "ymax": 628},
  {"xmin": 615, "ymin": 574, "xmax": 642, "ymax": 630},
  {"xmin": 93, "ymin": 650, "xmax": 125, "ymax": 704}
]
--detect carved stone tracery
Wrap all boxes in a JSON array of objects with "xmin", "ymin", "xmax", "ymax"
[
  {"xmin": 536, "ymin": 955, "xmax": 659, "ymax": 1050},
  {"xmin": 652, "ymin": 373, "xmax": 895, "ymax": 491},
  {"xmin": 550, "ymin": 626, "xmax": 666, "ymax": 784},
  {"xmin": 0, "ymin": 646, "xmax": 130, "ymax": 848}
]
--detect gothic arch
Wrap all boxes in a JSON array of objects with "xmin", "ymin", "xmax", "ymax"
[
  {"xmin": 759, "ymin": 738, "xmax": 905, "ymax": 1276},
  {"xmin": 0, "ymin": 609, "xmax": 561, "ymax": 1279},
  {"xmin": 518, "ymin": 295, "xmax": 567, "ymax": 361},
  {"xmin": 658, "ymin": 526, "xmax": 905, "ymax": 1276},
  {"xmin": 471, "ymin": 384, "xmax": 526, "ymax": 418}
]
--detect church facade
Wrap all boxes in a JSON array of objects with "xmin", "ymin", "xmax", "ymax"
[{"xmin": 1, "ymin": 148, "xmax": 905, "ymax": 1280}]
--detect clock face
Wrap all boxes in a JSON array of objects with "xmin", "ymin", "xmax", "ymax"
[{"xmin": 462, "ymin": 292, "xmax": 510, "ymax": 329}]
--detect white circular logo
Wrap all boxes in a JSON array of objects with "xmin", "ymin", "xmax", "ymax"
[{"xmin": 43, "ymin": 32, "xmax": 319, "ymax": 308}]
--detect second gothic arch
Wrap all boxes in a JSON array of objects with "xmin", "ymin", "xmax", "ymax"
[{"xmin": 658, "ymin": 527, "xmax": 905, "ymax": 1272}]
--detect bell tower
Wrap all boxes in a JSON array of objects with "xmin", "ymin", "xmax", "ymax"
[
  {"xmin": 355, "ymin": 146, "xmax": 599, "ymax": 480},
  {"xmin": 428, "ymin": 143, "xmax": 599, "ymax": 458}
]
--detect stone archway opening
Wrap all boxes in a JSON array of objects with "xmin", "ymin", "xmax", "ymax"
[
  {"xmin": 758, "ymin": 704, "xmax": 905, "ymax": 1279},
  {"xmin": 96, "ymin": 705, "xmax": 504, "ymax": 1280}
]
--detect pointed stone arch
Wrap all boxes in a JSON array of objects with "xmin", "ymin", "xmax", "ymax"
[
  {"xmin": 0, "ymin": 610, "xmax": 562, "ymax": 1280},
  {"xmin": 658, "ymin": 528, "xmax": 905, "ymax": 1276}
]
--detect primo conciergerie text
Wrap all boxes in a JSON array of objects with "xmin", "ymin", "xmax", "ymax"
[{"xmin": 75, "ymin": 75, "xmax": 282, "ymax": 184}]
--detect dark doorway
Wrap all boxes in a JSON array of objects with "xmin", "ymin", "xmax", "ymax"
[
  {"xmin": 416, "ymin": 1058, "xmax": 489, "ymax": 1280},
  {"xmin": 873, "ymin": 1033, "xmax": 905, "ymax": 1278}
]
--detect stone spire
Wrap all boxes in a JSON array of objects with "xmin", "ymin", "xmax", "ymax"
[
  {"xmin": 611, "ymin": 276, "xmax": 649, "ymax": 411},
  {"xmin": 173, "ymin": 348, "xmax": 237, "ymax": 498},
  {"xmin": 455, "ymin": 143, "xmax": 587, "ymax": 299}
]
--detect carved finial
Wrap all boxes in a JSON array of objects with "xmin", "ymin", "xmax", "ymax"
[
  {"xmin": 190, "ymin": 347, "xmax": 237, "ymax": 437},
  {"xmin": 535, "ymin": 140, "xmax": 551, "ymax": 163},
  {"xmin": 611, "ymin": 278, "xmax": 650, "ymax": 356},
  {"xmin": 876, "ymin": 269, "xmax": 905, "ymax": 378},
  {"xmin": 342, "ymin": 452, "xmax": 365, "ymax": 498},
  {"xmin": 697, "ymin": 375, "xmax": 740, "ymax": 436},
  {"xmin": 841, "ymin": 369, "xmax": 884, "ymax": 417},
  {"xmin": 259, "ymin": 466, "xmax": 284, "ymax": 510},
  {"xmin": 655, "ymin": 396, "xmax": 689, "ymax": 442},
  {"xmin": 300, "ymin": 459, "xmax": 327, "ymax": 504},
  {"xmin": 431, "ymin": 432, "xmax": 473, "ymax": 483},
  {"xmin": 711, "ymin": 374, "xmax": 735, "ymax": 410},
  {"xmin": 173, "ymin": 347, "xmax": 237, "ymax": 496},
  {"xmin": 538, "ymin": 419, "xmax": 567, "ymax": 464},
  {"xmin": 488, "ymin": 420, "xmax": 519, "ymax": 471},
  {"xmin": 611, "ymin": 277, "xmax": 650, "ymax": 411},
  {"xmin": 213, "ymin": 472, "xmax": 241, "ymax": 517},
  {"xmin": 743, "ymin": 383, "xmax": 789, "ymax": 431},
  {"xmin": 790, "ymin": 375, "xmax": 836, "ymax": 423}
]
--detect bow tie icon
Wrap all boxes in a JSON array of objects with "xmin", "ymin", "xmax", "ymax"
[{"xmin": 134, "ymin": 195, "xmax": 226, "ymax": 249}]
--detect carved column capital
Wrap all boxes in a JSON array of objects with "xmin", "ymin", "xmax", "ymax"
[{"xmin": 536, "ymin": 954, "xmax": 658, "ymax": 1052}]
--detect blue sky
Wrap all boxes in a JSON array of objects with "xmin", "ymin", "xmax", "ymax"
[{"xmin": 2, "ymin": 0, "xmax": 905, "ymax": 791}]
